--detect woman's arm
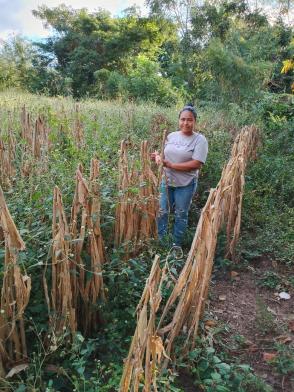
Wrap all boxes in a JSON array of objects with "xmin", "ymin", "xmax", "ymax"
[{"xmin": 163, "ymin": 159, "xmax": 203, "ymax": 171}]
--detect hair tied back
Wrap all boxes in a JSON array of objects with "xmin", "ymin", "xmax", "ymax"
[{"xmin": 179, "ymin": 103, "xmax": 197, "ymax": 119}]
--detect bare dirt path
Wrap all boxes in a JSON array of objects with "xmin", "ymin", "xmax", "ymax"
[{"xmin": 209, "ymin": 259, "xmax": 294, "ymax": 392}]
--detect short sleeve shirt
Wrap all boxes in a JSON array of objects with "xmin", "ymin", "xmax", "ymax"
[{"xmin": 164, "ymin": 131, "xmax": 208, "ymax": 187}]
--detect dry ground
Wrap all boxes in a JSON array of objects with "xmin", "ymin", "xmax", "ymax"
[
  {"xmin": 209, "ymin": 258, "xmax": 294, "ymax": 391},
  {"xmin": 178, "ymin": 258, "xmax": 294, "ymax": 391}
]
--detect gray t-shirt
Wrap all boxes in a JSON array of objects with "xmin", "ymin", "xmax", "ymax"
[{"xmin": 164, "ymin": 131, "xmax": 208, "ymax": 187}]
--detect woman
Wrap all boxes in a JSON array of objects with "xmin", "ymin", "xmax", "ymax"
[{"xmin": 152, "ymin": 104, "xmax": 208, "ymax": 247}]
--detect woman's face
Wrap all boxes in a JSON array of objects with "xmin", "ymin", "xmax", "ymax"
[{"xmin": 179, "ymin": 110, "xmax": 196, "ymax": 135}]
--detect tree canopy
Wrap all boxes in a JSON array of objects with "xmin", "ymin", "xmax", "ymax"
[{"xmin": 0, "ymin": 1, "xmax": 293, "ymax": 103}]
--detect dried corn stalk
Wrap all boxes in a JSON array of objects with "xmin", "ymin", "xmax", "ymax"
[
  {"xmin": 49, "ymin": 186, "xmax": 76, "ymax": 335},
  {"xmin": 0, "ymin": 116, "xmax": 17, "ymax": 188},
  {"xmin": 73, "ymin": 105, "xmax": 85, "ymax": 149},
  {"xmin": 20, "ymin": 107, "xmax": 51, "ymax": 177},
  {"xmin": 69, "ymin": 162, "xmax": 105, "ymax": 335},
  {"xmin": 137, "ymin": 141, "xmax": 158, "ymax": 242},
  {"xmin": 69, "ymin": 165, "xmax": 88, "ymax": 313},
  {"xmin": 0, "ymin": 139, "xmax": 13, "ymax": 188},
  {"xmin": 114, "ymin": 140, "xmax": 158, "ymax": 256},
  {"xmin": 0, "ymin": 186, "xmax": 31, "ymax": 377},
  {"xmin": 32, "ymin": 116, "xmax": 50, "ymax": 159},
  {"xmin": 114, "ymin": 140, "xmax": 132, "ymax": 247},
  {"xmin": 120, "ymin": 255, "xmax": 168, "ymax": 392},
  {"xmin": 157, "ymin": 125, "xmax": 259, "ymax": 364},
  {"xmin": 20, "ymin": 106, "xmax": 33, "ymax": 147},
  {"xmin": 81, "ymin": 160, "xmax": 106, "ymax": 335},
  {"xmin": 225, "ymin": 125, "xmax": 260, "ymax": 258}
]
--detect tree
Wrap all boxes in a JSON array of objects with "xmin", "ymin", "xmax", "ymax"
[
  {"xmin": 0, "ymin": 36, "xmax": 35, "ymax": 89},
  {"xmin": 33, "ymin": 5, "xmax": 177, "ymax": 97}
]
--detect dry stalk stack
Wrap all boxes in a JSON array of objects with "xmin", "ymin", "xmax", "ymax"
[
  {"xmin": 120, "ymin": 256, "xmax": 168, "ymax": 392},
  {"xmin": 121, "ymin": 125, "xmax": 259, "ymax": 388},
  {"xmin": 20, "ymin": 106, "xmax": 50, "ymax": 176},
  {"xmin": 48, "ymin": 186, "xmax": 77, "ymax": 336},
  {"xmin": 0, "ymin": 118, "xmax": 17, "ymax": 188},
  {"xmin": 44, "ymin": 161, "xmax": 106, "ymax": 337},
  {"xmin": 114, "ymin": 140, "xmax": 158, "ymax": 256},
  {"xmin": 138, "ymin": 141, "xmax": 158, "ymax": 242},
  {"xmin": 0, "ymin": 186, "xmax": 31, "ymax": 377},
  {"xmin": 44, "ymin": 161, "xmax": 106, "ymax": 338},
  {"xmin": 69, "ymin": 160, "xmax": 106, "ymax": 335},
  {"xmin": 225, "ymin": 125, "xmax": 260, "ymax": 258}
]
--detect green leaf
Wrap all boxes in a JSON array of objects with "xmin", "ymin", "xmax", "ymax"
[{"xmin": 211, "ymin": 372, "xmax": 222, "ymax": 381}]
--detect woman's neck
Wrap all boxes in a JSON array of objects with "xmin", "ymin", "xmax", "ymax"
[{"xmin": 180, "ymin": 130, "xmax": 194, "ymax": 136}]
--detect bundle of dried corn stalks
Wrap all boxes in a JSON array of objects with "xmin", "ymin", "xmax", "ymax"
[
  {"xmin": 0, "ymin": 186, "xmax": 31, "ymax": 377},
  {"xmin": 0, "ymin": 117, "xmax": 17, "ymax": 188},
  {"xmin": 20, "ymin": 106, "xmax": 50, "ymax": 176},
  {"xmin": 114, "ymin": 140, "xmax": 158, "ymax": 256},
  {"xmin": 225, "ymin": 125, "xmax": 260, "ymax": 258},
  {"xmin": 69, "ymin": 160, "xmax": 105, "ymax": 335},
  {"xmin": 120, "ymin": 255, "xmax": 168, "ymax": 392},
  {"xmin": 47, "ymin": 186, "xmax": 77, "ymax": 336},
  {"xmin": 44, "ymin": 160, "xmax": 106, "ymax": 337},
  {"xmin": 137, "ymin": 141, "xmax": 158, "ymax": 242},
  {"xmin": 157, "ymin": 124, "xmax": 259, "ymax": 363}
]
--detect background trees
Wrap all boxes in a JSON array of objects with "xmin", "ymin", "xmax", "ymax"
[{"xmin": 0, "ymin": 1, "xmax": 292, "ymax": 103}]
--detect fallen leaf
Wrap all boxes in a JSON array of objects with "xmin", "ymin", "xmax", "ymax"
[
  {"xmin": 230, "ymin": 271, "xmax": 239, "ymax": 278},
  {"xmin": 205, "ymin": 320, "xmax": 217, "ymax": 328},
  {"xmin": 263, "ymin": 352, "xmax": 277, "ymax": 362},
  {"xmin": 276, "ymin": 335, "xmax": 292, "ymax": 344},
  {"xmin": 279, "ymin": 292, "xmax": 291, "ymax": 300},
  {"xmin": 219, "ymin": 295, "xmax": 226, "ymax": 301},
  {"xmin": 288, "ymin": 320, "xmax": 294, "ymax": 332},
  {"xmin": 6, "ymin": 364, "xmax": 29, "ymax": 378}
]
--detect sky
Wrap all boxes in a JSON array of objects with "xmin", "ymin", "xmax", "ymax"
[{"xmin": 0, "ymin": 0, "xmax": 148, "ymax": 40}]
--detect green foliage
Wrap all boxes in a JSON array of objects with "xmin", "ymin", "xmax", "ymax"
[
  {"xmin": 94, "ymin": 55, "xmax": 181, "ymax": 105},
  {"xmin": 258, "ymin": 271, "xmax": 281, "ymax": 289},
  {"xmin": 187, "ymin": 342, "xmax": 272, "ymax": 391},
  {"xmin": 240, "ymin": 93, "xmax": 294, "ymax": 263},
  {"xmin": 0, "ymin": 36, "xmax": 36, "ymax": 90},
  {"xmin": 32, "ymin": 5, "xmax": 177, "ymax": 99},
  {"xmin": 272, "ymin": 343, "xmax": 294, "ymax": 376},
  {"xmin": 1, "ymin": 1, "xmax": 291, "ymax": 104},
  {"xmin": 202, "ymin": 38, "xmax": 269, "ymax": 103}
]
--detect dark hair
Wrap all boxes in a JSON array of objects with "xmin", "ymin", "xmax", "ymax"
[{"xmin": 179, "ymin": 103, "xmax": 197, "ymax": 119}]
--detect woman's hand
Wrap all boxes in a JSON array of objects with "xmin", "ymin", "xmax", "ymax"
[
  {"xmin": 150, "ymin": 151, "xmax": 162, "ymax": 165},
  {"xmin": 163, "ymin": 159, "xmax": 173, "ymax": 168}
]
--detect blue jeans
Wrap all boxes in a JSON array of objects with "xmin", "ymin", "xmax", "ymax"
[{"xmin": 157, "ymin": 179, "xmax": 197, "ymax": 246}]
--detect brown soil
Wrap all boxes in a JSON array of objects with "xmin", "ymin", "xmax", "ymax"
[{"xmin": 208, "ymin": 258, "xmax": 294, "ymax": 392}]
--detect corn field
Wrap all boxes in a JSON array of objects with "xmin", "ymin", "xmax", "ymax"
[{"xmin": 0, "ymin": 95, "xmax": 260, "ymax": 389}]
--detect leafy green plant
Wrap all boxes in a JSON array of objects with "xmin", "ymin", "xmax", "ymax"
[
  {"xmin": 187, "ymin": 343, "xmax": 272, "ymax": 392},
  {"xmin": 272, "ymin": 343, "xmax": 294, "ymax": 376},
  {"xmin": 258, "ymin": 271, "xmax": 281, "ymax": 289}
]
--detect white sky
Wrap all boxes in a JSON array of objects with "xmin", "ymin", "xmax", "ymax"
[
  {"xmin": 0, "ymin": 1, "xmax": 292, "ymax": 40},
  {"xmin": 0, "ymin": 0, "xmax": 148, "ymax": 40}
]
